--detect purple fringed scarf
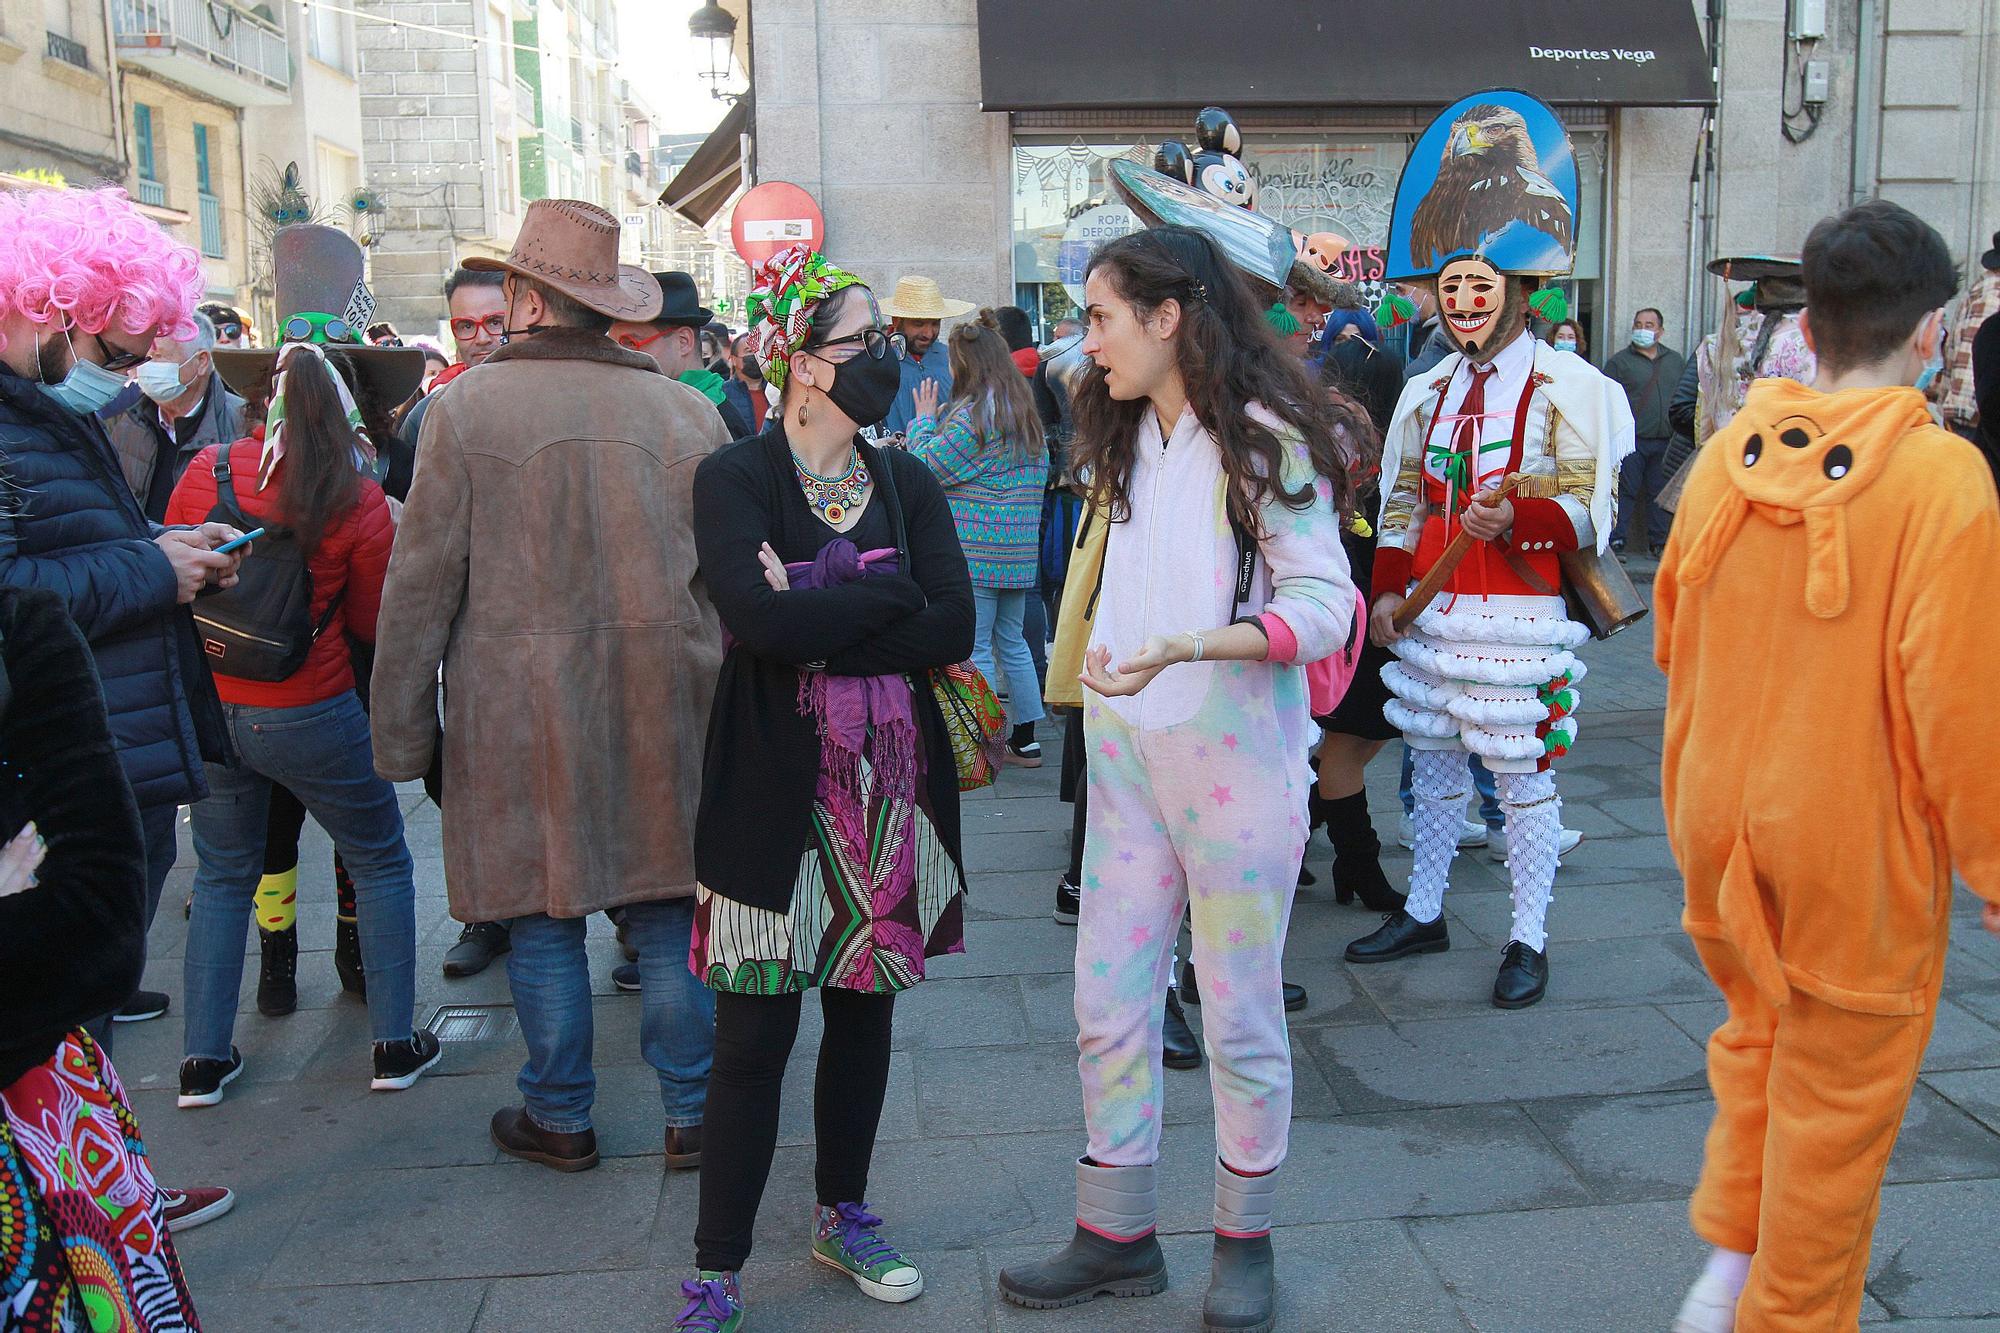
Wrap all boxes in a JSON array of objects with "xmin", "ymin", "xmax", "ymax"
[{"xmin": 788, "ymin": 541, "xmax": 924, "ymax": 973}]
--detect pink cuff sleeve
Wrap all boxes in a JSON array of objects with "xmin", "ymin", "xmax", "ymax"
[{"xmin": 1257, "ymin": 612, "xmax": 1299, "ymax": 665}]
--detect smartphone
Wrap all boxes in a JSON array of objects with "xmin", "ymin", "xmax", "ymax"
[{"xmin": 213, "ymin": 527, "xmax": 265, "ymax": 555}]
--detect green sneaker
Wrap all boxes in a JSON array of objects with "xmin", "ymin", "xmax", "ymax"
[
  {"xmin": 672, "ymin": 1270, "xmax": 743, "ymax": 1332},
  {"xmin": 812, "ymin": 1202, "xmax": 924, "ymax": 1303}
]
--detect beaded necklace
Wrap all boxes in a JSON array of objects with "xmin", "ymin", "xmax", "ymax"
[{"xmin": 793, "ymin": 447, "xmax": 870, "ymax": 526}]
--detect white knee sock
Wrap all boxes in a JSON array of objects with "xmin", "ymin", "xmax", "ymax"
[
  {"xmin": 1405, "ymin": 749, "xmax": 1470, "ymax": 925},
  {"xmin": 1495, "ymin": 769, "xmax": 1560, "ymax": 950},
  {"xmin": 1703, "ymin": 1246, "xmax": 1752, "ymax": 1294}
]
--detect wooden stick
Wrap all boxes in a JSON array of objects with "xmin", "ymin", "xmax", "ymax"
[{"xmin": 1391, "ymin": 473, "xmax": 1560, "ymax": 632}]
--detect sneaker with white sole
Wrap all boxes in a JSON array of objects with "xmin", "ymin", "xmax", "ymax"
[
  {"xmin": 370, "ymin": 1028, "xmax": 442, "ymax": 1091},
  {"xmin": 1396, "ymin": 813, "xmax": 1489, "ymax": 850},
  {"xmin": 177, "ymin": 1048, "xmax": 243, "ymax": 1108},
  {"xmin": 812, "ymin": 1202, "xmax": 923, "ymax": 1303},
  {"xmin": 1670, "ymin": 1271, "xmax": 1741, "ymax": 1332},
  {"xmin": 1487, "ymin": 826, "xmax": 1585, "ymax": 863},
  {"xmin": 160, "ymin": 1185, "xmax": 235, "ymax": 1232}
]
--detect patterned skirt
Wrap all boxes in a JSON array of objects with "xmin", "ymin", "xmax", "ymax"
[
  {"xmin": 2, "ymin": 1031, "xmax": 199, "ymax": 1333},
  {"xmin": 691, "ymin": 759, "xmax": 966, "ymax": 996}
]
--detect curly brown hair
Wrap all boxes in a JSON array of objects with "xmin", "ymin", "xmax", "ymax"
[{"xmin": 1073, "ymin": 227, "xmax": 1355, "ymax": 537}]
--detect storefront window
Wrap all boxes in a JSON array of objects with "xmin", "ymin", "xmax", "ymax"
[{"xmin": 1011, "ymin": 126, "xmax": 1607, "ymax": 343}]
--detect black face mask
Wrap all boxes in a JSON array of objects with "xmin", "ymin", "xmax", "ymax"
[{"xmin": 820, "ymin": 346, "xmax": 902, "ymax": 428}]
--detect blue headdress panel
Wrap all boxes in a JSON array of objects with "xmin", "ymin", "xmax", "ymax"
[{"xmin": 1384, "ymin": 89, "xmax": 1580, "ymax": 281}]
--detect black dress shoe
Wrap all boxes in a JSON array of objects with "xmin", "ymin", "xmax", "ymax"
[
  {"xmin": 1163, "ymin": 989, "xmax": 1202, "ymax": 1070},
  {"xmin": 1492, "ymin": 941, "xmax": 1549, "ymax": 1009},
  {"xmin": 1180, "ymin": 962, "xmax": 1307, "ymax": 1013},
  {"xmin": 1344, "ymin": 909, "xmax": 1450, "ymax": 964},
  {"xmin": 442, "ymin": 921, "xmax": 511, "ymax": 978}
]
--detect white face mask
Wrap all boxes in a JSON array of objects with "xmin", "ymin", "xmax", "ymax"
[
  {"xmin": 135, "ymin": 357, "xmax": 193, "ymax": 403},
  {"xmin": 1630, "ymin": 327, "xmax": 1658, "ymax": 349}
]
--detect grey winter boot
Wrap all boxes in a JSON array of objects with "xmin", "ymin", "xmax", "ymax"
[
  {"xmin": 1205, "ymin": 1158, "xmax": 1278, "ymax": 1333},
  {"xmin": 997, "ymin": 1160, "xmax": 1169, "ymax": 1310}
]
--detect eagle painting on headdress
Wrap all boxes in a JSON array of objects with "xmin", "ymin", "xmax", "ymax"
[{"xmin": 1407, "ymin": 104, "xmax": 1573, "ymax": 270}]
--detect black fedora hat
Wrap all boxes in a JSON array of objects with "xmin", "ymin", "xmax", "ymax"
[
  {"xmin": 649, "ymin": 271, "xmax": 714, "ymax": 327},
  {"xmin": 1983, "ymin": 230, "xmax": 2000, "ymax": 272}
]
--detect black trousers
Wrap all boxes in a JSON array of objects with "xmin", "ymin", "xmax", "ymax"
[{"xmin": 693, "ymin": 987, "xmax": 896, "ymax": 1273}]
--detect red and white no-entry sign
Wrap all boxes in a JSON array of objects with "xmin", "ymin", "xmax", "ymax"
[{"xmin": 731, "ymin": 182, "xmax": 825, "ymax": 267}]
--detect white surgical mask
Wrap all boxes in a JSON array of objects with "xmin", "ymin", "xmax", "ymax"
[
  {"xmin": 1553, "ymin": 338, "xmax": 1578, "ymax": 354},
  {"xmin": 1630, "ymin": 328, "xmax": 1658, "ymax": 349},
  {"xmin": 135, "ymin": 358, "xmax": 192, "ymax": 403}
]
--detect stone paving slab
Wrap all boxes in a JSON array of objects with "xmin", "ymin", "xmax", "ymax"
[{"xmin": 131, "ymin": 612, "xmax": 2000, "ymax": 1330}]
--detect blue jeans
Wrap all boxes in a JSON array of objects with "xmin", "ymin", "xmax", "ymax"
[
  {"xmin": 506, "ymin": 899, "xmax": 713, "ymax": 1134},
  {"xmin": 1022, "ymin": 585, "xmax": 1049, "ymax": 691},
  {"xmin": 1398, "ymin": 743, "xmax": 1503, "ymax": 827},
  {"xmin": 184, "ymin": 693, "xmax": 417, "ymax": 1059},
  {"xmin": 972, "ymin": 586, "xmax": 1045, "ymax": 730}
]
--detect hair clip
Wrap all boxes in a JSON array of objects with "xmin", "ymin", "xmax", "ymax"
[{"xmin": 1187, "ymin": 279, "xmax": 1209, "ymax": 303}]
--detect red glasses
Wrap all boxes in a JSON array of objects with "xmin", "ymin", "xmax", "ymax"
[
  {"xmin": 615, "ymin": 329, "xmax": 667, "ymax": 351},
  {"xmin": 449, "ymin": 314, "xmax": 508, "ymax": 339}
]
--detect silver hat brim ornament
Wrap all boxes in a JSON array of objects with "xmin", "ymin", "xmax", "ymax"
[{"xmin": 1109, "ymin": 158, "xmax": 1296, "ymax": 294}]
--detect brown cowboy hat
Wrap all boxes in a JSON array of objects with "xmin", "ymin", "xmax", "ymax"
[{"xmin": 463, "ymin": 198, "xmax": 661, "ymax": 322}]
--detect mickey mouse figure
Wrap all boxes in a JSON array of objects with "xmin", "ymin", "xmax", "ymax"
[{"xmin": 1153, "ymin": 106, "xmax": 1257, "ymax": 210}]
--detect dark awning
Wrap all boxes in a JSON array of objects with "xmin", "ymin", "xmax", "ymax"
[
  {"xmin": 976, "ymin": 1, "xmax": 1713, "ymax": 110},
  {"xmin": 659, "ymin": 98, "xmax": 749, "ymax": 227}
]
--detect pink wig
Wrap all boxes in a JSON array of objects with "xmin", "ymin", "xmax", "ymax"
[{"xmin": 0, "ymin": 187, "xmax": 203, "ymax": 354}]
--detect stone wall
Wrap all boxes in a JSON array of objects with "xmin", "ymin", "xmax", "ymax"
[
  {"xmin": 356, "ymin": 0, "xmax": 496, "ymax": 333},
  {"xmin": 123, "ymin": 71, "xmax": 250, "ymax": 300},
  {"xmin": 0, "ymin": 0, "xmax": 121, "ymax": 180},
  {"xmin": 751, "ymin": 0, "xmax": 1011, "ymax": 312}
]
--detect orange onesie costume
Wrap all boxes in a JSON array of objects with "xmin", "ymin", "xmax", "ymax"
[{"xmin": 1655, "ymin": 377, "xmax": 2000, "ymax": 1330}]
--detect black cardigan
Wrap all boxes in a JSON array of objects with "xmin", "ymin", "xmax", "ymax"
[
  {"xmin": 0, "ymin": 587, "xmax": 147, "ymax": 1088},
  {"xmin": 692, "ymin": 422, "xmax": 976, "ymax": 913}
]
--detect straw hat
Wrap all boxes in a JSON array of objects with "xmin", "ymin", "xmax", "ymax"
[
  {"xmin": 879, "ymin": 275, "xmax": 973, "ymax": 321},
  {"xmin": 211, "ymin": 224, "xmax": 424, "ymax": 405},
  {"xmin": 463, "ymin": 198, "xmax": 660, "ymax": 322}
]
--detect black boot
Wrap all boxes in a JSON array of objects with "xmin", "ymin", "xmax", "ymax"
[
  {"xmin": 1492, "ymin": 941, "xmax": 1550, "ymax": 1009},
  {"xmin": 1322, "ymin": 791, "xmax": 1406, "ymax": 913},
  {"xmin": 257, "ymin": 925, "xmax": 298, "ymax": 1017},
  {"xmin": 999, "ymin": 1162, "xmax": 1169, "ymax": 1310},
  {"xmin": 1204, "ymin": 1234, "xmax": 1277, "ymax": 1333},
  {"xmin": 334, "ymin": 917, "xmax": 366, "ymax": 997},
  {"xmin": 1345, "ymin": 909, "xmax": 1450, "ymax": 963},
  {"xmin": 1208, "ymin": 1158, "xmax": 1277, "ymax": 1332},
  {"xmin": 1164, "ymin": 988, "xmax": 1201, "ymax": 1070}
]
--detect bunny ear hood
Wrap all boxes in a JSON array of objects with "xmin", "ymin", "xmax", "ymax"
[{"xmin": 1679, "ymin": 379, "xmax": 1932, "ymax": 619}]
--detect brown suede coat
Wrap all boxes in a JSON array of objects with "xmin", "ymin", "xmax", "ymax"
[{"xmin": 370, "ymin": 329, "xmax": 728, "ymax": 921}]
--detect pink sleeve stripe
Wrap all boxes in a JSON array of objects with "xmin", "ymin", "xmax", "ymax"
[{"xmin": 1257, "ymin": 612, "xmax": 1299, "ymax": 664}]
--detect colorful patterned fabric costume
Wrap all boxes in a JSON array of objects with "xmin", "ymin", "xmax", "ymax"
[
  {"xmin": 1, "ymin": 1032, "xmax": 198, "ymax": 1333},
  {"xmin": 1373, "ymin": 331, "xmax": 1632, "ymax": 947},
  {"xmin": 1076, "ymin": 404, "xmax": 1354, "ymax": 1213}
]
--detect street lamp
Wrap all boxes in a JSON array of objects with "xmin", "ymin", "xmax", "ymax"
[{"xmin": 689, "ymin": 3, "xmax": 741, "ymax": 102}]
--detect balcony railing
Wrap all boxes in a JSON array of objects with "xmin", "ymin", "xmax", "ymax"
[
  {"xmin": 568, "ymin": 117, "xmax": 584, "ymax": 150},
  {"xmin": 112, "ymin": 0, "xmax": 290, "ymax": 106},
  {"xmin": 198, "ymin": 193, "xmax": 224, "ymax": 258},
  {"xmin": 135, "ymin": 176, "xmax": 166, "ymax": 207},
  {"xmin": 45, "ymin": 30, "xmax": 91, "ymax": 69}
]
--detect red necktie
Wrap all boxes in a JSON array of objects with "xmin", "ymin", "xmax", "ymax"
[{"xmin": 1451, "ymin": 364, "xmax": 1496, "ymax": 505}]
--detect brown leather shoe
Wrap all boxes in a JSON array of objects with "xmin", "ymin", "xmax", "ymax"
[
  {"xmin": 664, "ymin": 1123, "xmax": 702, "ymax": 1171},
  {"xmin": 490, "ymin": 1106, "xmax": 598, "ymax": 1172}
]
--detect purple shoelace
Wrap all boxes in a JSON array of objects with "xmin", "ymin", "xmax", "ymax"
[
  {"xmin": 674, "ymin": 1277, "xmax": 736, "ymax": 1331},
  {"xmin": 831, "ymin": 1201, "xmax": 904, "ymax": 1268}
]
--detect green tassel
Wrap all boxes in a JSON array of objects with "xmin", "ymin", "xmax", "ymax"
[{"xmin": 1264, "ymin": 302, "xmax": 1301, "ymax": 336}]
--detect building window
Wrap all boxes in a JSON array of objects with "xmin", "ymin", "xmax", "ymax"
[
  {"xmin": 194, "ymin": 124, "xmax": 223, "ymax": 259},
  {"xmin": 133, "ymin": 103, "xmax": 164, "ymax": 207},
  {"xmin": 315, "ymin": 141, "xmax": 361, "ymax": 222},
  {"xmin": 495, "ymin": 136, "xmax": 517, "ymax": 214},
  {"xmin": 307, "ymin": 3, "xmax": 353, "ymax": 72}
]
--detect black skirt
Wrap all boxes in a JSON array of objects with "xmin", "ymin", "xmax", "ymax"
[{"xmin": 1317, "ymin": 512, "xmax": 1398, "ymax": 741}]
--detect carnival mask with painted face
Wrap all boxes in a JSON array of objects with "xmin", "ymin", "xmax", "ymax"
[{"xmin": 1437, "ymin": 257, "xmax": 1512, "ymax": 359}]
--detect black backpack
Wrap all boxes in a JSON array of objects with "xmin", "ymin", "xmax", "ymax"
[{"xmin": 192, "ymin": 440, "xmax": 343, "ymax": 682}]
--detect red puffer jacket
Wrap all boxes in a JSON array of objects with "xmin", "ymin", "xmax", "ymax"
[{"xmin": 165, "ymin": 439, "xmax": 393, "ymax": 709}]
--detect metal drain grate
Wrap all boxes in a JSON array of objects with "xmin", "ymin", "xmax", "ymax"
[{"xmin": 429, "ymin": 1004, "xmax": 517, "ymax": 1043}]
